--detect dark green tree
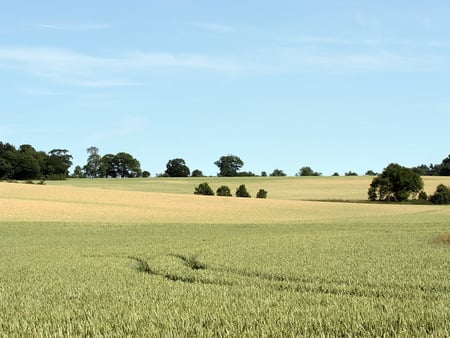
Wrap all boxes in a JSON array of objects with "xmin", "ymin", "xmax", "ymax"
[
  {"xmin": 0, "ymin": 142, "xmax": 17, "ymax": 179},
  {"xmin": 72, "ymin": 165, "xmax": 85, "ymax": 178},
  {"xmin": 112, "ymin": 152, "xmax": 142, "ymax": 178},
  {"xmin": 99, "ymin": 154, "xmax": 116, "ymax": 178},
  {"xmin": 142, "ymin": 170, "xmax": 151, "ymax": 178},
  {"xmin": 270, "ymin": 169, "xmax": 287, "ymax": 176},
  {"xmin": 84, "ymin": 146, "xmax": 102, "ymax": 178},
  {"xmin": 439, "ymin": 155, "xmax": 450, "ymax": 176},
  {"xmin": 165, "ymin": 158, "xmax": 190, "ymax": 177},
  {"xmin": 216, "ymin": 185, "xmax": 232, "ymax": 197},
  {"xmin": 14, "ymin": 145, "xmax": 44, "ymax": 180},
  {"xmin": 194, "ymin": 182, "xmax": 214, "ymax": 196},
  {"xmin": 236, "ymin": 184, "xmax": 251, "ymax": 198},
  {"xmin": 215, "ymin": 155, "xmax": 244, "ymax": 177},
  {"xmin": 297, "ymin": 166, "xmax": 321, "ymax": 176},
  {"xmin": 45, "ymin": 149, "xmax": 73, "ymax": 179},
  {"xmin": 368, "ymin": 163, "xmax": 423, "ymax": 202},
  {"xmin": 429, "ymin": 184, "xmax": 450, "ymax": 204},
  {"xmin": 191, "ymin": 169, "xmax": 204, "ymax": 177}
]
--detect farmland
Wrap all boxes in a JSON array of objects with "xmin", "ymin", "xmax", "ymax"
[{"xmin": 1, "ymin": 176, "xmax": 449, "ymax": 336}]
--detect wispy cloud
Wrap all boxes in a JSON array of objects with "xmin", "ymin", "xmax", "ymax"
[
  {"xmin": 87, "ymin": 116, "xmax": 149, "ymax": 142},
  {"xmin": 270, "ymin": 47, "xmax": 448, "ymax": 72},
  {"xmin": 187, "ymin": 21, "xmax": 233, "ymax": 32},
  {"xmin": 35, "ymin": 23, "xmax": 110, "ymax": 31},
  {"xmin": 0, "ymin": 46, "xmax": 240, "ymax": 88},
  {"xmin": 23, "ymin": 88, "xmax": 65, "ymax": 96},
  {"xmin": 281, "ymin": 35, "xmax": 450, "ymax": 49}
]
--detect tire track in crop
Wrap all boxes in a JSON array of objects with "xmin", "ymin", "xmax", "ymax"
[{"xmin": 127, "ymin": 255, "xmax": 450, "ymax": 299}]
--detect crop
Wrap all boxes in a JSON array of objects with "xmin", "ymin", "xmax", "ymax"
[{"xmin": 0, "ymin": 179, "xmax": 449, "ymax": 336}]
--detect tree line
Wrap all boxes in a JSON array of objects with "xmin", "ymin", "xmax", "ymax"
[
  {"xmin": 1, "ymin": 141, "xmax": 449, "ymax": 180},
  {"xmin": 0, "ymin": 142, "xmax": 72, "ymax": 180}
]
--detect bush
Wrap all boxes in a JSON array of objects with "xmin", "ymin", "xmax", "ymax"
[
  {"xmin": 236, "ymin": 184, "xmax": 251, "ymax": 198},
  {"xmin": 194, "ymin": 182, "xmax": 214, "ymax": 196},
  {"xmin": 256, "ymin": 189, "xmax": 267, "ymax": 199},
  {"xmin": 191, "ymin": 169, "xmax": 204, "ymax": 177},
  {"xmin": 418, "ymin": 191, "xmax": 428, "ymax": 201},
  {"xmin": 216, "ymin": 185, "xmax": 232, "ymax": 197},
  {"xmin": 429, "ymin": 184, "xmax": 450, "ymax": 205}
]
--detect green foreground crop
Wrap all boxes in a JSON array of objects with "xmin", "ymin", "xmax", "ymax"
[{"xmin": 0, "ymin": 177, "xmax": 449, "ymax": 336}]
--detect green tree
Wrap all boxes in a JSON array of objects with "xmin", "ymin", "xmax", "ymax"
[
  {"xmin": 216, "ymin": 185, "xmax": 232, "ymax": 197},
  {"xmin": 297, "ymin": 166, "xmax": 321, "ymax": 176},
  {"xmin": 345, "ymin": 171, "xmax": 358, "ymax": 176},
  {"xmin": 14, "ymin": 145, "xmax": 44, "ymax": 180},
  {"xmin": 270, "ymin": 169, "xmax": 286, "ymax": 176},
  {"xmin": 84, "ymin": 146, "xmax": 102, "ymax": 178},
  {"xmin": 99, "ymin": 154, "xmax": 116, "ymax": 178},
  {"xmin": 72, "ymin": 165, "xmax": 85, "ymax": 178},
  {"xmin": 191, "ymin": 169, "xmax": 204, "ymax": 177},
  {"xmin": 0, "ymin": 142, "xmax": 17, "ymax": 179},
  {"xmin": 45, "ymin": 149, "xmax": 73, "ymax": 180},
  {"xmin": 236, "ymin": 184, "xmax": 251, "ymax": 198},
  {"xmin": 194, "ymin": 182, "xmax": 214, "ymax": 196},
  {"xmin": 165, "ymin": 158, "xmax": 190, "ymax": 177},
  {"xmin": 142, "ymin": 170, "xmax": 151, "ymax": 178},
  {"xmin": 215, "ymin": 155, "xmax": 244, "ymax": 177},
  {"xmin": 439, "ymin": 155, "xmax": 450, "ymax": 176},
  {"xmin": 429, "ymin": 184, "xmax": 450, "ymax": 204},
  {"xmin": 368, "ymin": 163, "xmax": 423, "ymax": 202},
  {"xmin": 113, "ymin": 152, "xmax": 142, "ymax": 178}
]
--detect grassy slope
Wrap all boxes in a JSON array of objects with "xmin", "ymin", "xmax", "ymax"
[
  {"xmin": 47, "ymin": 175, "xmax": 450, "ymax": 200},
  {"xmin": 1, "ymin": 177, "xmax": 449, "ymax": 336}
]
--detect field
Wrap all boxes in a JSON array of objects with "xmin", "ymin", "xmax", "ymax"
[{"xmin": 1, "ymin": 176, "xmax": 449, "ymax": 336}]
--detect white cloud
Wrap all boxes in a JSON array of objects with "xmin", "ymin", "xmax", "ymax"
[
  {"xmin": 0, "ymin": 46, "xmax": 241, "ymax": 88},
  {"xmin": 35, "ymin": 23, "xmax": 110, "ymax": 31}
]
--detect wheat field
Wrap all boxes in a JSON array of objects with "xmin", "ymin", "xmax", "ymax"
[{"xmin": 0, "ymin": 177, "xmax": 449, "ymax": 336}]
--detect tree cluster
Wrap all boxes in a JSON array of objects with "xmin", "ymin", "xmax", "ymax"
[
  {"xmin": 74, "ymin": 147, "xmax": 142, "ymax": 178},
  {"xmin": 412, "ymin": 155, "xmax": 450, "ymax": 176},
  {"xmin": 368, "ymin": 163, "xmax": 450, "ymax": 205},
  {"xmin": 0, "ymin": 142, "xmax": 72, "ymax": 180},
  {"xmin": 194, "ymin": 183, "xmax": 267, "ymax": 199}
]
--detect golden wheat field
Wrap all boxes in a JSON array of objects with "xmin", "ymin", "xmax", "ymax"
[
  {"xmin": 1, "ymin": 178, "xmax": 450, "ymax": 224},
  {"xmin": 1, "ymin": 176, "xmax": 449, "ymax": 336}
]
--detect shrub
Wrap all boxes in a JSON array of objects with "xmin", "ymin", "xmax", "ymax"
[
  {"xmin": 216, "ymin": 185, "xmax": 232, "ymax": 197},
  {"xmin": 256, "ymin": 189, "xmax": 267, "ymax": 199},
  {"xmin": 418, "ymin": 191, "xmax": 428, "ymax": 201},
  {"xmin": 194, "ymin": 182, "xmax": 214, "ymax": 196},
  {"xmin": 191, "ymin": 169, "xmax": 204, "ymax": 177},
  {"xmin": 429, "ymin": 184, "xmax": 450, "ymax": 205},
  {"xmin": 236, "ymin": 184, "xmax": 251, "ymax": 198}
]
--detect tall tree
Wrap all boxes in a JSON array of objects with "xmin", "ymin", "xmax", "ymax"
[
  {"xmin": 165, "ymin": 158, "xmax": 190, "ymax": 177},
  {"xmin": 0, "ymin": 142, "xmax": 17, "ymax": 179},
  {"xmin": 215, "ymin": 155, "xmax": 244, "ymax": 177},
  {"xmin": 14, "ymin": 145, "xmax": 43, "ymax": 180},
  {"xmin": 84, "ymin": 146, "xmax": 102, "ymax": 178},
  {"xmin": 45, "ymin": 149, "xmax": 73, "ymax": 179}
]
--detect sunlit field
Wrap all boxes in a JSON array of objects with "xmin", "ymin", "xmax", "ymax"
[{"xmin": 1, "ymin": 177, "xmax": 449, "ymax": 336}]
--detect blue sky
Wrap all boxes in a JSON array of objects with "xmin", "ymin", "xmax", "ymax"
[{"xmin": 1, "ymin": 1, "xmax": 449, "ymax": 176}]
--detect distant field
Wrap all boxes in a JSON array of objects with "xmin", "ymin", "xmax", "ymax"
[
  {"xmin": 0, "ymin": 177, "xmax": 449, "ymax": 336},
  {"xmin": 47, "ymin": 175, "xmax": 450, "ymax": 201}
]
